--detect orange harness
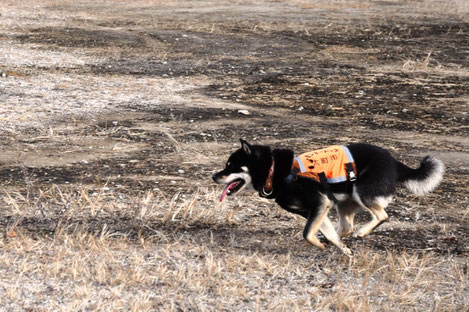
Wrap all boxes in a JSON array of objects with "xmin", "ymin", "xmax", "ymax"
[{"xmin": 291, "ymin": 145, "xmax": 357, "ymax": 184}]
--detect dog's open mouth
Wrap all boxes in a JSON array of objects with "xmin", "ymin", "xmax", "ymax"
[{"xmin": 219, "ymin": 179, "xmax": 245, "ymax": 202}]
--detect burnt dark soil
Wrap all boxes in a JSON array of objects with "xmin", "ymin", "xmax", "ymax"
[
  {"xmin": 15, "ymin": 26, "xmax": 146, "ymax": 48},
  {"xmin": 1, "ymin": 0, "xmax": 468, "ymax": 259}
]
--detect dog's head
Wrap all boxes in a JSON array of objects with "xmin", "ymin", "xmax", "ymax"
[{"xmin": 212, "ymin": 139, "xmax": 271, "ymax": 202}]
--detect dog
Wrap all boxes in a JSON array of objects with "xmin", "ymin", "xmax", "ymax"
[{"xmin": 212, "ymin": 139, "xmax": 444, "ymax": 256}]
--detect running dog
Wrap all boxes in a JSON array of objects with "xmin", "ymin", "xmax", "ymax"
[{"xmin": 212, "ymin": 139, "xmax": 444, "ymax": 256}]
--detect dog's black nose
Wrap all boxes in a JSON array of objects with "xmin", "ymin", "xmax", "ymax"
[{"xmin": 212, "ymin": 174, "xmax": 218, "ymax": 182}]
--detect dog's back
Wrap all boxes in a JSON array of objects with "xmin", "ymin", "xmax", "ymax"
[{"xmin": 348, "ymin": 143, "xmax": 444, "ymax": 198}]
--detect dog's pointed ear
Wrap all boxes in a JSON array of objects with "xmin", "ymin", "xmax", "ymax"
[{"xmin": 239, "ymin": 139, "xmax": 252, "ymax": 155}]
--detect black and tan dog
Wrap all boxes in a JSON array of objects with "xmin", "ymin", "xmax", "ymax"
[{"xmin": 213, "ymin": 139, "xmax": 444, "ymax": 256}]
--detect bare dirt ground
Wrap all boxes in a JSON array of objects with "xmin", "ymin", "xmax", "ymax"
[{"xmin": 0, "ymin": 0, "xmax": 468, "ymax": 311}]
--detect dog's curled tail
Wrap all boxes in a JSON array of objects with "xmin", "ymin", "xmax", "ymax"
[{"xmin": 396, "ymin": 156, "xmax": 444, "ymax": 196}]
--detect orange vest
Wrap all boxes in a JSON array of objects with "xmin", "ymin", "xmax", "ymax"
[{"xmin": 291, "ymin": 145, "xmax": 356, "ymax": 183}]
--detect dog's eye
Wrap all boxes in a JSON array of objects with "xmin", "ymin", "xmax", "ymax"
[{"xmin": 226, "ymin": 161, "xmax": 232, "ymax": 167}]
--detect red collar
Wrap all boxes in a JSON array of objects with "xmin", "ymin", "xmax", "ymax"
[{"xmin": 261, "ymin": 158, "xmax": 275, "ymax": 197}]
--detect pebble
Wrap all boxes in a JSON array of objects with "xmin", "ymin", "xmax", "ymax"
[{"xmin": 238, "ymin": 109, "xmax": 251, "ymax": 115}]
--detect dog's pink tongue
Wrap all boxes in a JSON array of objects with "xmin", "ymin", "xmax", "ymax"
[{"xmin": 219, "ymin": 181, "xmax": 238, "ymax": 202}]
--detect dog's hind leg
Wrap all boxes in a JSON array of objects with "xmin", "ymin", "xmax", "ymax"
[
  {"xmin": 337, "ymin": 200, "xmax": 358, "ymax": 238},
  {"xmin": 303, "ymin": 196, "xmax": 331, "ymax": 251},
  {"xmin": 320, "ymin": 216, "xmax": 353, "ymax": 256},
  {"xmin": 354, "ymin": 197, "xmax": 391, "ymax": 238},
  {"xmin": 352, "ymin": 170, "xmax": 394, "ymax": 237}
]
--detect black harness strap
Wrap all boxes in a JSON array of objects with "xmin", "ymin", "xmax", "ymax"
[
  {"xmin": 286, "ymin": 159, "xmax": 358, "ymax": 205},
  {"xmin": 285, "ymin": 167, "xmax": 300, "ymax": 184},
  {"xmin": 286, "ymin": 169, "xmax": 340, "ymax": 204},
  {"xmin": 318, "ymin": 172, "xmax": 339, "ymax": 204}
]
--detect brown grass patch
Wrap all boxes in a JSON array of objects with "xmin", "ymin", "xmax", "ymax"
[{"xmin": 1, "ymin": 0, "xmax": 468, "ymax": 310}]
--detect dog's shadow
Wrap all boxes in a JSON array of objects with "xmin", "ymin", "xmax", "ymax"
[{"xmin": 3, "ymin": 213, "xmax": 465, "ymax": 256}]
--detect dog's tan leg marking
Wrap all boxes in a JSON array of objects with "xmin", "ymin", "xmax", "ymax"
[
  {"xmin": 306, "ymin": 233, "xmax": 327, "ymax": 250},
  {"xmin": 320, "ymin": 217, "xmax": 353, "ymax": 256},
  {"xmin": 337, "ymin": 200, "xmax": 358, "ymax": 238},
  {"xmin": 355, "ymin": 204, "xmax": 389, "ymax": 238},
  {"xmin": 303, "ymin": 197, "xmax": 331, "ymax": 251}
]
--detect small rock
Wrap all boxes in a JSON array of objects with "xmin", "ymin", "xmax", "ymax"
[
  {"xmin": 178, "ymin": 169, "xmax": 185, "ymax": 174},
  {"xmin": 238, "ymin": 109, "xmax": 251, "ymax": 115}
]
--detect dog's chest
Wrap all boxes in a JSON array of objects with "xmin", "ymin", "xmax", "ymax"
[
  {"xmin": 285, "ymin": 201, "xmax": 305, "ymax": 212},
  {"xmin": 276, "ymin": 195, "xmax": 309, "ymax": 214}
]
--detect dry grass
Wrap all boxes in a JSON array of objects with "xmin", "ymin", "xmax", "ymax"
[
  {"xmin": 1, "ymin": 0, "xmax": 468, "ymax": 311},
  {"xmin": 1, "ymin": 184, "xmax": 468, "ymax": 311},
  {"xmin": 283, "ymin": 0, "xmax": 372, "ymax": 10}
]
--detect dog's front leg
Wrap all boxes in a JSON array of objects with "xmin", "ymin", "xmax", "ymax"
[
  {"xmin": 319, "ymin": 217, "xmax": 353, "ymax": 256},
  {"xmin": 303, "ymin": 197, "xmax": 331, "ymax": 251}
]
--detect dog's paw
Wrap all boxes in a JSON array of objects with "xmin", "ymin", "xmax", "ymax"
[
  {"xmin": 353, "ymin": 230, "xmax": 369, "ymax": 238},
  {"xmin": 305, "ymin": 235, "xmax": 327, "ymax": 250},
  {"xmin": 340, "ymin": 245, "xmax": 353, "ymax": 257},
  {"xmin": 316, "ymin": 242, "xmax": 327, "ymax": 250}
]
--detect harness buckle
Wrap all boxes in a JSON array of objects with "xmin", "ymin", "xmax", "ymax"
[{"xmin": 345, "ymin": 162, "xmax": 357, "ymax": 182}]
